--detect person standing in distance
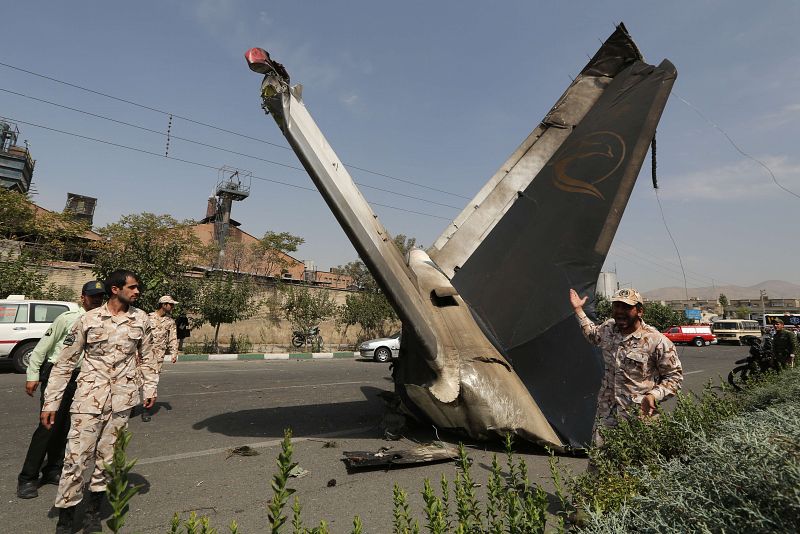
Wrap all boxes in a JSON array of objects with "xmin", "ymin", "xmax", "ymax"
[
  {"xmin": 16, "ymin": 281, "xmax": 105, "ymax": 499},
  {"xmin": 140, "ymin": 295, "xmax": 179, "ymax": 421},
  {"xmin": 42, "ymin": 270, "xmax": 158, "ymax": 534},
  {"xmin": 771, "ymin": 318, "xmax": 798, "ymax": 369},
  {"xmin": 569, "ymin": 287, "xmax": 683, "ymax": 446}
]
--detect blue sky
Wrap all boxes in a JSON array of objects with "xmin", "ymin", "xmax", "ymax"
[{"xmin": 2, "ymin": 1, "xmax": 798, "ymax": 291}]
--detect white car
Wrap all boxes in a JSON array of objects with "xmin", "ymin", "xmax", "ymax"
[
  {"xmin": 358, "ymin": 332, "xmax": 401, "ymax": 362},
  {"xmin": 0, "ymin": 295, "xmax": 78, "ymax": 373}
]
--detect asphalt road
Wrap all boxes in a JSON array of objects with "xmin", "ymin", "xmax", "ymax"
[{"xmin": 0, "ymin": 344, "xmax": 749, "ymax": 533}]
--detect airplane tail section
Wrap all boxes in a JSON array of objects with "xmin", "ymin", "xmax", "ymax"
[{"xmin": 431, "ymin": 25, "xmax": 677, "ymax": 446}]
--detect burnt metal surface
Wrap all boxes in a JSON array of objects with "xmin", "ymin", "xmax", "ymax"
[
  {"xmin": 244, "ymin": 23, "xmax": 676, "ymax": 449},
  {"xmin": 342, "ymin": 445, "xmax": 459, "ymax": 470}
]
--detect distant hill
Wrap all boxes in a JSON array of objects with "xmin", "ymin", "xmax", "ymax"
[{"xmin": 643, "ymin": 280, "xmax": 800, "ymax": 301}]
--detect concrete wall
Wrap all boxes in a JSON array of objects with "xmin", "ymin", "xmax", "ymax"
[
  {"xmin": 186, "ymin": 284, "xmax": 398, "ymax": 353},
  {"xmin": 31, "ymin": 259, "xmax": 388, "ymax": 352},
  {"xmin": 39, "ymin": 261, "xmax": 96, "ymax": 297}
]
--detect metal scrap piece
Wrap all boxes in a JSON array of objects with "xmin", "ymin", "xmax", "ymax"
[{"xmin": 342, "ymin": 444, "xmax": 459, "ymax": 470}]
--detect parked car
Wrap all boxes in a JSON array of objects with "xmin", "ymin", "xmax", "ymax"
[
  {"xmin": 0, "ymin": 295, "xmax": 78, "ymax": 373},
  {"xmin": 662, "ymin": 325, "xmax": 717, "ymax": 347},
  {"xmin": 358, "ymin": 332, "xmax": 401, "ymax": 362}
]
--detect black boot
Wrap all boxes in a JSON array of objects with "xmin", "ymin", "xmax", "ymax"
[
  {"xmin": 16, "ymin": 480, "xmax": 39, "ymax": 499},
  {"xmin": 55, "ymin": 506, "xmax": 75, "ymax": 534},
  {"xmin": 83, "ymin": 491, "xmax": 104, "ymax": 533}
]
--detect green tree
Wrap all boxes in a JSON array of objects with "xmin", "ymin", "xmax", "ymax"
[
  {"xmin": 0, "ymin": 249, "xmax": 47, "ymax": 297},
  {"xmin": 338, "ymin": 291, "xmax": 398, "ymax": 342},
  {"xmin": 280, "ymin": 285, "xmax": 337, "ymax": 338},
  {"xmin": 734, "ymin": 306, "xmax": 751, "ymax": 320},
  {"xmin": 594, "ymin": 293, "xmax": 612, "ymax": 322},
  {"xmin": 718, "ymin": 293, "xmax": 729, "ymax": 307},
  {"xmin": 391, "ymin": 234, "xmax": 417, "ymax": 257},
  {"xmin": 251, "ymin": 231, "xmax": 305, "ymax": 278},
  {"xmin": 0, "ymin": 189, "xmax": 88, "ymax": 298},
  {"xmin": 194, "ymin": 272, "xmax": 260, "ymax": 351},
  {"xmin": 643, "ymin": 301, "xmax": 685, "ymax": 331},
  {"xmin": 332, "ymin": 234, "xmax": 418, "ymax": 291},
  {"xmin": 93, "ymin": 213, "xmax": 202, "ymax": 312},
  {"xmin": 331, "ymin": 260, "xmax": 375, "ymax": 291}
]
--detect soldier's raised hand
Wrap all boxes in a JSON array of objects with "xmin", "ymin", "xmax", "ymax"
[{"xmin": 569, "ymin": 289, "xmax": 588, "ymax": 311}]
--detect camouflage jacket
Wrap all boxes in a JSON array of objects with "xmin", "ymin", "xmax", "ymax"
[
  {"xmin": 43, "ymin": 303, "xmax": 158, "ymax": 414},
  {"xmin": 148, "ymin": 312, "xmax": 178, "ymax": 358},
  {"xmin": 576, "ymin": 315, "xmax": 683, "ymax": 422}
]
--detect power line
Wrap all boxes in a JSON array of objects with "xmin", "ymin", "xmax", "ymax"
[
  {"xmin": 0, "ymin": 87, "xmax": 463, "ymax": 210},
  {"xmin": 675, "ymin": 92, "xmax": 800, "ymax": 201},
  {"xmin": 612, "ymin": 240, "xmax": 730, "ymax": 287},
  {"xmin": 2, "ymin": 115, "xmax": 452, "ymax": 222},
  {"xmin": 0, "ymin": 61, "xmax": 471, "ymax": 200},
  {"xmin": 608, "ymin": 246, "xmax": 711, "ymax": 288},
  {"xmin": 654, "ymin": 188, "xmax": 689, "ymax": 300},
  {"xmin": 606, "ymin": 249, "xmax": 703, "ymax": 288}
]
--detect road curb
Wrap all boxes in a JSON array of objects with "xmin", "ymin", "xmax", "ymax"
[{"xmin": 165, "ymin": 351, "xmax": 359, "ymax": 363}]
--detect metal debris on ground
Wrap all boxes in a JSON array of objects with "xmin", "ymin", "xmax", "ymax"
[
  {"xmin": 287, "ymin": 465, "xmax": 309, "ymax": 478},
  {"xmin": 342, "ymin": 444, "xmax": 459, "ymax": 470},
  {"xmin": 226, "ymin": 446, "xmax": 260, "ymax": 459},
  {"xmin": 326, "ymin": 479, "xmax": 337, "ymax": 487}
]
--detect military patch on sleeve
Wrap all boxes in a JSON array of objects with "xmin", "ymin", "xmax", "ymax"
[
  {"xmin": 63, "ymin": 332, "xmax": 76, "ymax": 346},
  {"xmin": 44, "ymin": 328, "xmax": 53, "ymax": 337}
]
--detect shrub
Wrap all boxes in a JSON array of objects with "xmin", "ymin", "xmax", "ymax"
[
  {"xmin": 570, "ymin": 367, "xmax": 800, "ymax": 531},
  {"xmin": 581, "ymin": 406, "xmax": 800, "ymax": 533}
]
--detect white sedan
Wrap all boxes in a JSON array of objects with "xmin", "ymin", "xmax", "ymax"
[{"xmin": 358, "ymin": 332, "xmax": 400, "ymax": 362}]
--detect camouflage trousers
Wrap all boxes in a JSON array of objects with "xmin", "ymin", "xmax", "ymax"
[
  {"xmin": 54, "ymin": 405, "xmax": 130, "ymax": 508},
  {"xmin": 153, "ymin": 350, "xmax": 166, "ymax": 374}
]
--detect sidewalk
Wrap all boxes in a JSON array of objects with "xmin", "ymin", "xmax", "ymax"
[{"xmin": 165, "ymin": 351, "xmax": 360, "ymax": 362}]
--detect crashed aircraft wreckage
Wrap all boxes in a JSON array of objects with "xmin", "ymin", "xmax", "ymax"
[{"xmin": 245, "ymin": 23, "xmax": 676, "ymax": 450}]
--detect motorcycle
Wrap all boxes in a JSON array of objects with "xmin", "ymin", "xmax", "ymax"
[
  {"xmin": 291, "ymin": 326, "xmax": 322, "ymax": 349},
  {"xmin": 727, "ymin": 336, "xmax": 776, "ymax": 390}
]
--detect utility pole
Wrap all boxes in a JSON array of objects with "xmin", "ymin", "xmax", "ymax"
[{"xmin": 760, "ymin": 289, "xmax": 767, "ymax": 324}]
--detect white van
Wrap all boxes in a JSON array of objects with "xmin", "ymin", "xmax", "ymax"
[
  {"xmin": 711, "ymin": 319, "xmax": 761, "ymax": 345},
  {"xmin": 0, "ymin": 295, "xmax": 78, "ymax": 373}
]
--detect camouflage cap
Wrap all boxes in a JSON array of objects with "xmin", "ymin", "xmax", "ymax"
[
  {"xmin": 158, "ymin": 295, "xmax": 178, "ymax": 305},
  {"xmin": 611, "ymin": 287, "xmax": 643, "ymax": 306}
]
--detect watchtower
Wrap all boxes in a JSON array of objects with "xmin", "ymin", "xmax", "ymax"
[
  {"xmin": 64, "ymin": 193, "xmax": 98, "ymax": 225},
  {"xmin": 213, "ymin": 166, "xmax": 251, "ymax": 257},
  {"xmin": 0, "ymin": 120, "xmax": 35, "ymax": 193}
]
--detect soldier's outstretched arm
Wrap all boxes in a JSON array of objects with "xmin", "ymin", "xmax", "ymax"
[
  {"xmin": 40, "ymin": 318, "xmax": 86, "ymax": 428},
  {"xmin": 570, "ymin": 289, "xmax": 602, "ymax": 346},
  {"xmin": 138, "ymin": 320, "xmax": 159, "ymax": 408}
]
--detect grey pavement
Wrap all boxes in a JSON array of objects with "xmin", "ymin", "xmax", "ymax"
[{"xmin": 0, "ymin": 344, "xmax": 749, "ymax": 533}]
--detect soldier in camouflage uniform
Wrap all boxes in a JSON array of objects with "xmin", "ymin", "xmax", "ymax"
[
  {"xmin": 42, "ymin": 270, "xmax": 158, "ymax": 534},
  {"xmin": 569, "ymin": 287, "xmax": 683, "ymax": 447},
  {"xmin": 138, "ymin": 295, "xmax": 179, "ymax": 421},
  {"xmin": 149, "ymin": 295, "xmax": 179, "ymax": 371}
]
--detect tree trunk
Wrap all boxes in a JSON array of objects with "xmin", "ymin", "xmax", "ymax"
[{"xmin": 213, "ymin": 323, "xmax": 221, "ymax": 353}]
